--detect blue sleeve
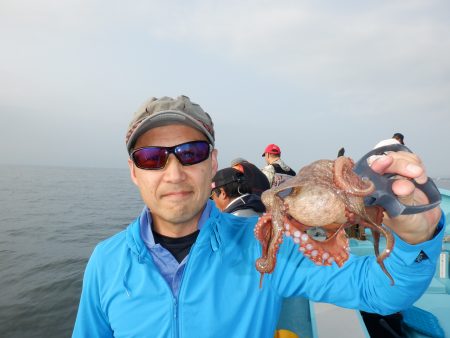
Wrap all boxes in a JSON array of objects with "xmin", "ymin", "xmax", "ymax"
[
  {"xmin": 72, "ymin": 247, "xmax": 113, "ymax": 338},
  {"xmin": 272, "ymin": 211, "xmax": 446, "ymax": 315}
]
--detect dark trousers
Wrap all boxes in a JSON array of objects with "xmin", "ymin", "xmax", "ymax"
[{"xmin": 360, "ymin": 311, "xmax": 404, "ymax": 338}]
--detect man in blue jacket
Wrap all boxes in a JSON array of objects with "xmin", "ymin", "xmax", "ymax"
[{"xmin": 73, "ymin": 95, "xmax": 445, "ymax": 338}]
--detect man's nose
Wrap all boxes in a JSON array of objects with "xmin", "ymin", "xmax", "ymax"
[{"xmin": 162, "ymin": 154, "xmax": 186, "ymax": 182}]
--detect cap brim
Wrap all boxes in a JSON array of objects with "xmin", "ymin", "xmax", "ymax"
[
  {"xmin": 127, "ymin": 110, "xmax": 214, "ymax": 153},
  {"xmin": 212, "ymin": 169, "xmax": 244, "ymax": 188}
]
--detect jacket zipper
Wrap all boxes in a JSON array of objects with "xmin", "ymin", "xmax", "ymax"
[
  {"xmin": 176, "ymin": 238, "xmax": 203, "ymax": 338},
  {"xmin": 173, "ymin": 218, "xmax": 216, "ymax": 337},
  {"xmin": 141, "ymin": 253, "xmax": 181, "ymax": 338},
  {"xmin": 173, "ymin": 297, "xmax": 178, "ymax": 338}
]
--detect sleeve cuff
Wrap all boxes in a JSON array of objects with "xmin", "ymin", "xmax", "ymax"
[{"xmin": 390, "ymin": 210, "xmax": 446, "ymax": 265}]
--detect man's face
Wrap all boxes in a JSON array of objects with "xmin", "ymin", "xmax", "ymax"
[
  {"xmin": 210, "ymin": 188, "xmax": 227, "ymax": 211},
  {"xmin": 128, "ymin": 124, "xmax": 218, "ymax": 236}
]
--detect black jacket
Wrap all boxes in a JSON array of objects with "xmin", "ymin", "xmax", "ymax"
[{"xmin": 224, "ymin": 194, "xmax": 266, "ymax": 216}]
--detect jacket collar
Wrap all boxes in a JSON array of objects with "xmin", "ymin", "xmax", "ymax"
[{"xmin": 125, "ymin": 200, "xmax": 224, "ymax": 260}]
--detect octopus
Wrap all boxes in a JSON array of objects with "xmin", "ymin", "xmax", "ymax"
[{"xmin": 254, "ymin": 156, "xmax": 394, "ymax": 287}]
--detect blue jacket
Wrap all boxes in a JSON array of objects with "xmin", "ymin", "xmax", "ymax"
[{"xmin": 73, "ymin": 205, "xmax": 445, "ymax": 338}]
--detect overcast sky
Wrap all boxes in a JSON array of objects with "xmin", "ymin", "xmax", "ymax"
[{"xmin": 1, "ymin": 1, "xmax": 449, "ymax": 177}]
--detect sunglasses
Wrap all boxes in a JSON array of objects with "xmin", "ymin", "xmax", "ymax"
[{"xmin": 131, "ymin": 141, "xmax": 212, "ymax": 170}]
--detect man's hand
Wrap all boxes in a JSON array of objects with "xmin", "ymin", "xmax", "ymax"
[{"xmin": 369, "ymin": 151, "xmax": 442, "ymax": 244}]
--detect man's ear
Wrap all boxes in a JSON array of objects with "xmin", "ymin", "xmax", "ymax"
[
  {"xmin": 211, "ymin": 148, "xmax": 218, "ymax": 176},
  {"xmin": 128, "ymin": 158, "xmax": 138, "ymax": 186},
  {"xmin": 219, "ymin": 188, "xmax": 226, "ymax": 199}
]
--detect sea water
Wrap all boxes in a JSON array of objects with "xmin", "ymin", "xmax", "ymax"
[
  {"xmin": 0, "ymin": 164, "xmax": 449, "ymax": 337},
  {"xmin": 0, "ymin": 165, "xmax": 142, "ymax": 337}
]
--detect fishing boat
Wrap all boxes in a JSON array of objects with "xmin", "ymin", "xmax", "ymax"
[{"xmin": 276, "ymin": 189, "xmax": 450, "ymax": 338}]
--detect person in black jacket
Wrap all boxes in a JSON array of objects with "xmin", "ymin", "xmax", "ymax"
[
  {"xmin": 211, "ymin": 167, "xmax": 265, "ymax": 217},
  {"xmin": 231, "ymin": 157, "xmax": 270, "ymax": 196}
]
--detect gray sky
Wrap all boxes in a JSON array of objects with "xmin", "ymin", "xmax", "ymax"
[{"xmin": 1, "ymin": 0, "xmax": 449, "ymax": 177}]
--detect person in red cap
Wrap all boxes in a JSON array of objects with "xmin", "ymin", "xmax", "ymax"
[{"xmin": 261, "ymin": 143, "xmax": 296, "ymax": 187}]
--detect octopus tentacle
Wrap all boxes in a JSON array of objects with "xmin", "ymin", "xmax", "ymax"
[
  {"xmin": 359, "ymin": 206, "xmax": 395, "ymax": 285},
  {"xmin": 254, "ymin": 213, "xmax": 284, "ymax": 288},
  {"xmin": 360, "ymin": 219, "xmax": 394, "ymax": 285},
  {"xmin": 334, "ymin": 156, "xmax": 375, "ymax": 196}
]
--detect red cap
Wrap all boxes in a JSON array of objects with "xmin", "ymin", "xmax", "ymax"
[{"xmin": 262, "ymin": 144, "xmax": 281, "ymax": 157}]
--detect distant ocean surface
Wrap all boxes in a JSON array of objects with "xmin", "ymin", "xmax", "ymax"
[
  {"xmin": 0, "ymin": 165, "xmax": 449, "ymax": 337},
  {"xmin": 0, "ymin": 165, "xmax": 143, "ymax": 338}
]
